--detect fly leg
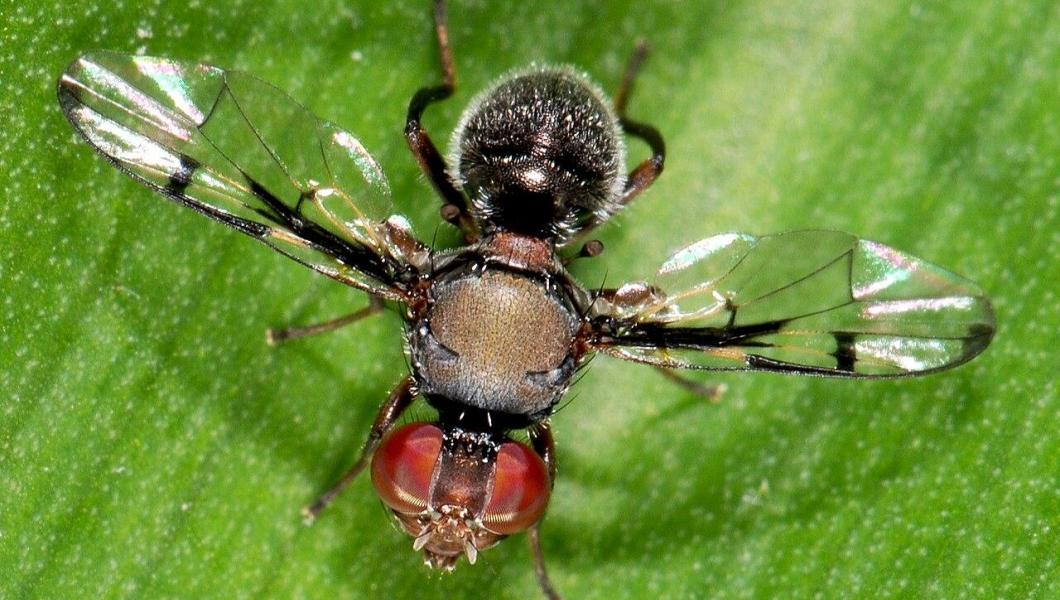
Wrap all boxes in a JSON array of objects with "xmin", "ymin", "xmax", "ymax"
[
  {"xmin": 529, "ymin": 421, "xmax": 558, "ymax": 486},
  {"xmin": 614, "ymin": 41, "xmax": 665, "ymax": 208},
  {"xmin": 653, "ymin": 366, "xmax": 727, "ymax": 403},
  {"xmin": 529, "ymin": 525, "xmax": 562, "ymax": 600},
  {"xmin": 571, "ymin": 42, "xmax": 665, "ymax": 247},
  {"xmin": 266, "ymin": 297, "xmax": 384, "ymax": 345},
  {"xmin": 302, "ymin": 376, "xmax": 417, "ymax": 523},
  {"xmin": 527, "ymin": 422, "xmax": 562, "ymax": 600},
  {"xmin": 406, "ymin": 0, "xmax": 477, "ymax": 239}
]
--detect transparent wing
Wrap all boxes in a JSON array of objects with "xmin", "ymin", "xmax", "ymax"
[
  {"xmin": 58, "ymin": 51, "xmax": 426, "ymax": 300},
  {"xmin": 591, "ymin": 230, "xmax": 995, "ymax": 377}
]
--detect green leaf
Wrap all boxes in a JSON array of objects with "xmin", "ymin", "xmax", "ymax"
[{"xmin": 2, "ymin": 1, "xmax": 1056, "ymax": 598}]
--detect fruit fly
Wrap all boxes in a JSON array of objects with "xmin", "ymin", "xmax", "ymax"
[{"xmin": 57, "ymin": 1, "xmax": 995, "ymax": 598}]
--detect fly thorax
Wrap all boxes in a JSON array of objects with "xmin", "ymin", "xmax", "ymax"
[{"xmin": 411, "ymin": 269, "xmax": 578, "ymax": 416}]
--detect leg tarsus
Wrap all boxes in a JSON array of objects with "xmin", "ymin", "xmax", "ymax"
[
  {"xmin": 654, "ymin": 366, "xmax": 727, "ymax": 403},
  {"xmin": 266, "ymin": 297, "xmax": 383, "ymax": 346},
  {"xmin": 431, "ymin": 0, "xmax": 456, "ymax": 89},
  {"xmin": 529, "ymin": 523, "xmax": 563, "ymax": 600},
  {"xmin": 302, "ymin": 376, "xmax": 417, "ymax": 523},
  {"xmin": 614, "ymin": 40, "xmax": 649, "ymax": 116}
]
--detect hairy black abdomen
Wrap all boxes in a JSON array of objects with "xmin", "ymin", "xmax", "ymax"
[{"xmin": 450, "ymin": 68, "xmax": 625, "ymax": 240}]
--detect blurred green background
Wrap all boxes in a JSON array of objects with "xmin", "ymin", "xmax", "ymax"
[{"xmin": 1, "ymin": 1, "xmax": 1056, "ymax": 598}]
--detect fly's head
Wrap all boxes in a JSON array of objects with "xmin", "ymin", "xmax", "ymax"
[{"xmin": 370, "ymin": 422, "xmax": 551, "ymax": 569}]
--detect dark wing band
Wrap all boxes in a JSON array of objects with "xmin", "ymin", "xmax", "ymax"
[
  {"xmin": 58, "ymin": 51, "xmax": 425, "ymax": 300},
  {"xmin": 590, "ymin": 231, "xmax": 995, "ymax": 377}
]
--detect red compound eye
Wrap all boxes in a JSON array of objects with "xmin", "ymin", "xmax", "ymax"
[
  {"xmin": 371, "ymin": 423, "xmax": 443, "ymax": 515},
  {"xmin": 482, "ymin": 441, "xmax": 551, "ymax": 535}
]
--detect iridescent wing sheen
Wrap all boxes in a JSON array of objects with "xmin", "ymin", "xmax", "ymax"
[
  {"xmin": 591, "ymin": 231, "xmax": 995, "ymax": 377},
  {"xmin": 58, "ymin": 51, "xmax": 426, "ymax": 300}
]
